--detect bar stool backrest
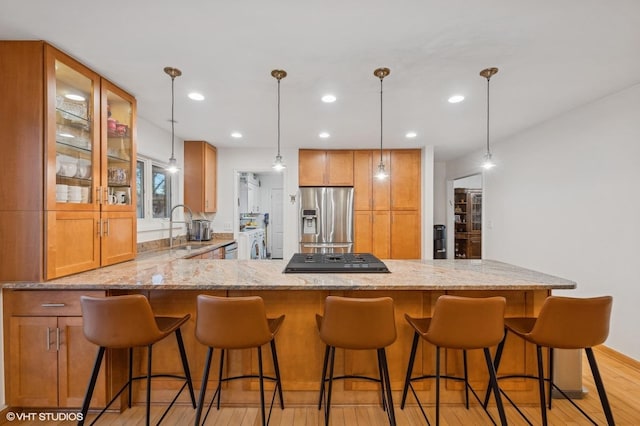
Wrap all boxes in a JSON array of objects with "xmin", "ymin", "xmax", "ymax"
[
  {"xmin": 81, "ymin": 295, "xmax": 163, "ymax": 348},
  {"xmin": 319, "ymin": 296, "xmax": 396, "ymax": 349},
  {"xmin": 196, "ymin": 295, "xmax": 273, "ymax": 349},
  {"xmin": 529, "ymin": 296, "xmax": 612, "ymax": 349},
  {"xmin": 425, "ymin": 295, "xmax": 506, "ymax": 349}
]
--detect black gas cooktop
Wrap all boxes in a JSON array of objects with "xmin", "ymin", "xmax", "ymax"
[{"xmin": 283, "ymin": 253, "xmax": 390, "ymax": 273}]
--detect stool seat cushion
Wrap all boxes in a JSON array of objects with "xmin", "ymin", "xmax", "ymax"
[
  {"xmin": 81, "ymin": 295, "xmax": 189, "ymax": 348},
  {"xmin": 195, "ymin": 295, "xmax": 283, "ymax": 349},
  {"xmin": 408, "ymin": 295, "xmax": 506, "ymax": 350},
  {"xmin": 506, "ymin": 296, "xmax": 612, "ymax": 349},
  {"xmin": 317, "ymin": 296, "xmax": 396, "ymax": 349}
]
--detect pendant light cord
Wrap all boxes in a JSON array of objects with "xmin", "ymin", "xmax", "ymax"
[
  {"xmin": 171, "ymin": 75, "xmax": 176, "ymax": 158},
  {"xmin": 379, "ymin": 76, "xmax": 384, "ymax": 164},
  {"xmin": 277, "ymin": 78, "xmax": 281, "ymax": 157},
  {"xmin": 486, "ymin": 76, "xmax": 491, "ymax": 156}
]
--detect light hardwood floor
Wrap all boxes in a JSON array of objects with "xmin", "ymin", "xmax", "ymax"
[{"xmin": 2, "ymin": 346, "xmax": 638, "ymax": 425}]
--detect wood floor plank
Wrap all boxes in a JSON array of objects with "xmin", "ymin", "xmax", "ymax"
[{"xmin": 3, "ymin": 346, "xmax": 639, "ymax": 425}]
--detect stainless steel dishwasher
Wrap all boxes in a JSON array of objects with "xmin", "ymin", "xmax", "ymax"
[{"xmin": 224, "ymin": 242, "xmax": 238, "ymax": 259}]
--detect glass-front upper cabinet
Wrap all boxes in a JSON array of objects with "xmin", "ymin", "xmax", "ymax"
[
  {"xmin": 47, "ymin": 48, "xmax": 100, "ymax": 210},
  {"xmin": 101, "ymin": 80, "xmax": 136, "ymax": 210}
]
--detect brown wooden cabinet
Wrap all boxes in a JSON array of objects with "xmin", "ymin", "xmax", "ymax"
[
  {"xmin": 298, "ymin": 149, "xmax": 354, "ymax": 186},
  {"xmin": 5, "ymin": 290, "xmax": 107, "ymax": 408},
  {"xmin": 184, "ymin": 141, "xmax": 217, "ymax": 213},
  {"xmin": 354, "ymin": 150, "xmax": 390, "ymax": 211},
  {"xmin": 0, "ymin": 41, "xmax": 137, "ymax": 281},
  {"xmin": 454, "ymin": 188, "xmax": 482, "ymax": 259},
  {"xmin": 390, "ymin": 149, "xmax": 421, "ymax": 210},
  {"xmin": 353, "ymin": 149, "xmax": 421, "ymax": 259},
  {"xmin": 354, "ymin": 211, "xmax": 391, "ymax": 259}
]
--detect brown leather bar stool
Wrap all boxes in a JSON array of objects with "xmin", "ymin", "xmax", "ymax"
[
  {"xmin": 316, "ymin": 296, "xmax": 397, "ymax": 426},
  {"xmin": 485, "ymin": 295, "xmax": 615, "ymax": 426},
  {"xmin": 194, "ymin": 295, "xmax": 285, "ymax": 426},
  {"xmin": 79, "ymin": 294, "xmax": 196, "ymax": 426},
  {"xmin": 401, "ymin": 295, "xmax": 507, "ymax": 426}
]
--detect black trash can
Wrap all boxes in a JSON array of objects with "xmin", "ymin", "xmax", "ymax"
[{"xmin": 433, "ymin": 225, "xmax": 446, "ymax": 259}]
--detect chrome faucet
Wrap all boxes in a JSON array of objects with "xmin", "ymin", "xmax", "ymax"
[{"xmin": 169, "ymin": 204, "xmax": 193, "ymax": 249}]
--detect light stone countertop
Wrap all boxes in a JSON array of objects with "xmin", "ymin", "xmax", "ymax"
[{"xmin": 2, "ymin": 249, "xmax": 577, "ymax": 291}]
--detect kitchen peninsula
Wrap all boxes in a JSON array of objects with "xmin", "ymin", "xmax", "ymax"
[{"xmin": 2, "ymin": 255, "xmax": 576, "ymax": 409}]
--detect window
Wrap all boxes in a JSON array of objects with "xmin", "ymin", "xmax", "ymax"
[{"xmin": 137, "ymin": 156, "xmax": 172, "ymax": 220}]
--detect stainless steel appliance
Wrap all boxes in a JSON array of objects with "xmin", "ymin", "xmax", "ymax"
[
  {"xmin": 284, "ymin": 253, "xmax": 389, "ymax": 273},
  {"xmin": 299, "ymin": 187, "xmax": 354, "ymax": 253},
  {"xmin": 224, "ymin": 242, "xmax": 238, "ymax": 259},
  {"xmin": 189, "ymin": 219, "xmax": 212, "ymax": 241}
]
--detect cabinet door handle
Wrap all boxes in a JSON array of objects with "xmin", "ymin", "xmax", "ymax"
[
  {"xmin": 97, "ymin": 220, "xmax": 102, "ymax": 237},
  {"xmin": 105, "ymin": 219, "xmax": 110, "ymax": 236},
  {"xmin": 96, "ymin": 187, "xmax": 101, "ymax": 204},
  {"xmin": 56, "ymin": 327, "xmax": 60, "ymax": 351},
  {"xmin": 41, "ymin": 303, "xmax": 65, "ymax": 307},
  {"xmin": 46, "ymin": 327, "xmax": 51, "ymax": 350},
  {"xmin": 103, "ymin": 187, "xmax": 109, "ymax": 205}
]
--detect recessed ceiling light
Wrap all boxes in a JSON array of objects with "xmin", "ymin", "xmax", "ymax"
[
  {"xmin": 65, "ymin": 94, "xmax": 85, "ymax": 101},
  {"xmin": 405, "ymin": 132, "xmax": 417, "ymax": 138},
  {"xmin": 319, "ymin": 132, "xmax": 330, "ymax": 139},
  {"xmin": 188, "ymin": 92, "xmax": 205, "ymax": 101},
  {"xmin": 321, "ymin": 94, "xmax": 336, "ymax": 103},
  {"xmin": 59, "ymin": 133, "xmax": 75, "ymax": 138},
  {"xmin": 448, "ymin": 94, "xmax": 465, "ymax": 103},
  {"xmin": 231, "ymin": 132, "xmax": 243, "ymax": 139}
]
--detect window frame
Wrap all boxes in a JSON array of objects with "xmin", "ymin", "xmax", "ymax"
[{"xmin": 136, "ymin": 154, "xmax": 178, "ymax": 232}]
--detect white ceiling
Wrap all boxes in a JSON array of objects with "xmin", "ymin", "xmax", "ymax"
[{"xmin": 2, "ymin": 0, "xmax": 640, "ymax": 162}]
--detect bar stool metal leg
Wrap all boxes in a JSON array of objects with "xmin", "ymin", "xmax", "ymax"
[
  {"xmin": 216, "ymin": 349, "xmax": 225, "ymax": 410},
  {"xmin": 128, "ymin": 348, "xmax": 134, "ymax": 408},
  {"xmin": 270, "ymin": 339, "xmax": 285, "ymax": 409},
  {"xmin": 401, "ymin": 332, "xmax": 420, "ymax": 409},
  {"xmin": 175, "ymin": 328, "xmax": 197, "ymax": 407},
  {"xmin": 79, "ymin": 347, "xmax": 105, "ymax": 426},
  {"xmin": 484, "ymin": 347, "xmax": 508, "ymax": 426},
  {"xmin": 318, "ymin": 345, "xmax": 330, "ymax": 410},
  {"xmin": 194, "ymin": 347, "xmax": 213, "ymax": 426},
  {"xmin": 324, "ymin": 346, "xmax": 337, "ymax": 426},
  {"xmin": 146, "ymin": 345, "xmax": 153, "ymax": 426},
  {"xmin": 586, "ymin": 347, "xmax": 616, "ymax": 426},
  {"xmin": 379, "ymin": 348, "xmax": 397, "ymax": 426}
]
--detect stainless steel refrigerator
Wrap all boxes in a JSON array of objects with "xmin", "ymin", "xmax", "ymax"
[{"xmin": 299, "ymin": 187, "xmax": 354, "ymax": 253}]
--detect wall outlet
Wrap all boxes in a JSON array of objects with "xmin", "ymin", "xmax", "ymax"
[{"xmin": 223, "ymin": 222, "xmax": 232, "ymax": 231}]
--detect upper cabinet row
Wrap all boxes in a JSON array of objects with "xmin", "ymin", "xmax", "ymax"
[
  {"xmin": 299, "ymin": 148, "xmax": 421, "ymax": 211},
  {"xmin": 0, "ymin": 41, "xmax": 137, "ymax": 281}
]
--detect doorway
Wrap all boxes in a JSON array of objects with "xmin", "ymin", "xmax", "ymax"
[
  {"xmin": 451, "ymin": 174, "xmax": 483, "ymax": 259},
  {"xmin": 236, "ymin": 171, "xmax": 284, "ymax": 259}
]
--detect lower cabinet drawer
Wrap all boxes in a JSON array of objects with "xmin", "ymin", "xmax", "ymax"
[{"xmin": 8, "ymin": 290, "xmax": 106, "ymax": 316}]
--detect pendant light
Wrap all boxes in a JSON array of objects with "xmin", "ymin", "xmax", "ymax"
[
  {"xmin": 480, "ymin": 67, "xmax": 498, "ymax": 170},
  {"xmin": 374, "ymin": 67, "xmax": 390, "ymax": 180},
  {"xmin": 271, "ymin": 69, "xmax": 287, "ymax": 171},
  {"xmin": 164, "ymin": 66, "xmax": 182, "ymax": 173}
]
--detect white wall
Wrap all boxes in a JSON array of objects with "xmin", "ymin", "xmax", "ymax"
[
  {"xmin": 433, "ymin": 161, "xmax": 448, "ymax": 226},
  {"xmin": 445, "ymin": 84, "xmax": 640, "ymax": 360}
]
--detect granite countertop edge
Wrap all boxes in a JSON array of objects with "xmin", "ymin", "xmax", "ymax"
[{"xmin": 2, "ymin": 254, "xmax": 577, "ymax": 292}]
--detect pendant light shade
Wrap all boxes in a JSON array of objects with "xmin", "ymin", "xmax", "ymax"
[
  {"xmin": 271, "ymin": 69, "xmax": 287, "ymax": 171},
  {"xmin": 164, "ymin": 66, "xmax": 182, "ymax": 173},
  {"xmin": 480, "ymin": 67, "xmax": 498, "ymax": 170},
  {"xmin": 374, "ymin": 67, "xmax": 390, "ymax": 180}
]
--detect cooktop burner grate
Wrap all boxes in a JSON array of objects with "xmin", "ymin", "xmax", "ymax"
[{"xmin": 283, "ymin": 253, "xmax": 390, "ymax": 273}]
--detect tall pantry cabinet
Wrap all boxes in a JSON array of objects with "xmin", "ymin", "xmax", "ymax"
[
  {"xmin": 0, "ymin": 41, "xmax": 137, "ymax": 281},
  {"xmin": 353, "ymin": 149, "xmax": 421, "ymax": 259}
]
